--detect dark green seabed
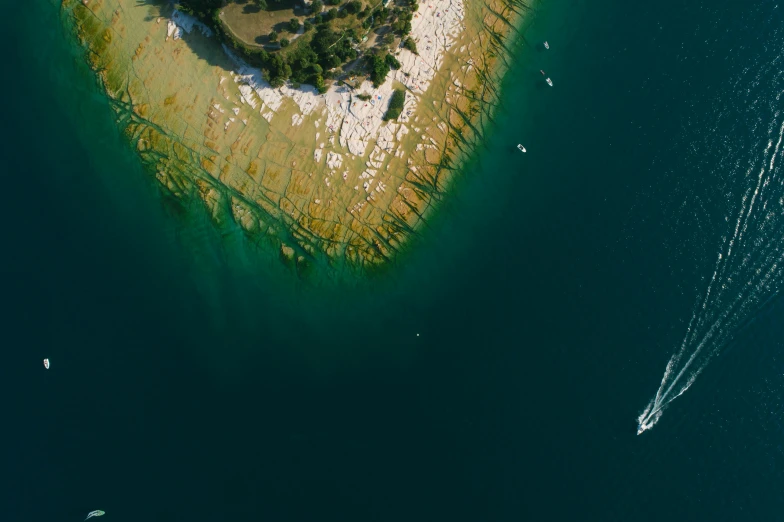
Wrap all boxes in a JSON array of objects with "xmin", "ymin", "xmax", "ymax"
[{"xmin": 5, "ymin": 0, "xmax": 784, "ymax": 521}]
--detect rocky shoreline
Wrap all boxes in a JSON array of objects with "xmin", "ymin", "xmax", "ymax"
[{"xmin": 61, "ymin": 0, "xmax": 530, "ymax": 279}]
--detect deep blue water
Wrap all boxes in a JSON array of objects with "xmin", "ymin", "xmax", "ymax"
[{"xmin": 4, "ymin": 0, "xmax": 784, "ymax": 520}]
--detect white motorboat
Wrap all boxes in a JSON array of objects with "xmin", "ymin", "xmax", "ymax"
[
  {"xmin": 43, "ymin": 358, "xmax": 50, "ymax": 370},
  {"xmin": 546, "ymin": 77, "xmax": 553, "ymax": 87},
  {"xmin": 543, "ymin": 41, "xmax": 549, "ymax": 49},
  {"xmin": 517, "ymin": 144, "xmax": 526, "ymax": 153}
]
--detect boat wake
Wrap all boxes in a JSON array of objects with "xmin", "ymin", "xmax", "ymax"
[{"xmin": 638, "ymin": 107, "xmax": 784, "ymax": 434}]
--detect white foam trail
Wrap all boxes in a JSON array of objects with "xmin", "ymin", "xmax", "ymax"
[
  {"xmin": 668, "ymin": 246, "xmax": 781, "ymax": 389},
  {"xmin": 735, "ymin": 111, "xmax": 784, "ymax": 254},
  {"xmin": 735, "ymin": 140, "xmax": 772, "ymax": 253},
  {"xmin": 638, "ymin": 108, "xmax": 784, "ymax": 433},
  {"xmin": 652, "ymin": 351, "xmax": 679, "ymax": 408},
  {"xmin": 641, "ymin": 240, "xmax": 784, "ymax": 430},
  {"xmin": 768, "ymin": 114, "xmax": 784, "ymax": 172}
]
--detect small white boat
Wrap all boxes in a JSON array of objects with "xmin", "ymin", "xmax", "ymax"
[
  {"xmin": 43, "ymin": 358, "xmax": 50, "ymax": 370},
  {"xmin": 546, "ymin": 77, "xmax": 553, "ymax": 87},
  {"xmin": 543, "ymin": 41, "xmax": 549, "ymax": 49},
  {"xmin": 85, "ymin": 510, "xmax": 105, "ymax": 521},
  {"xmin": 517, "ymin": 144, "xmax": 526, "ymax": 153}
]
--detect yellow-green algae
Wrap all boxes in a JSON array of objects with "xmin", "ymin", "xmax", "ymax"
[{"xmin": 61, "ymin": 0, "xmax": 529, "ymax": 278}]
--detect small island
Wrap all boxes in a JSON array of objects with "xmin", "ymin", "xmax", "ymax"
[{"xmin": 63, "ymin": 0, "xmax": 526, "ymax": 277}]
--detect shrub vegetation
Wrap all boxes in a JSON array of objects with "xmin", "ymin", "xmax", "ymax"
[
  {"xmin": 180, "ymin": 0, "xmax": 422, "ymax": 93},
  {"xmin": 384, "ymin": 89, "xmax": 406, "ymax": 120}
]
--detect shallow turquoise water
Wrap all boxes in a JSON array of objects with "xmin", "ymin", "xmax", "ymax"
[{"xmin": 4, "ymin": 0, "xmax": 784, "ymax": 520}]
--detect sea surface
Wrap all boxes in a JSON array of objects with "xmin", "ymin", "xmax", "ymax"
[{"xmin": 4, "ymin": 0, "xmax": 784, "ymax": 520}]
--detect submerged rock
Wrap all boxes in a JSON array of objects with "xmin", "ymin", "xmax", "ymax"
[{"xmin": 61, "ymin": 0, "xmax": 520, "ymax": 278}]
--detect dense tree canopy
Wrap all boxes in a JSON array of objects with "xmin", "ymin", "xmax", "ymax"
[
  {"xmin": 190, "ymin": 0, "xmax": 421, "ymax": 93},
  {"xmin": 177, "ymin": 0, "xmax": 222, "ymax": 20},
  {"xmin": 344, "ymin": 1, "xmax": 362, "ymax": 14},
  {"xmin": 367, "ymin": 54, "xmax": 390, "ymax": 87}
]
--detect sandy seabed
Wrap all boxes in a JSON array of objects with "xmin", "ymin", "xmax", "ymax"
[{"xmin": 63, "ymin": 0, "xmax": 525, "ymax": 276}]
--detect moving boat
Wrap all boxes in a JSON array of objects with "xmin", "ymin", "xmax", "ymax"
[
  {"xmin": 517, "ymin": 144, "xmax": 526, "ymax": 153},
  {"xmin": 85, "ymin": 510, "xmax": 105, "ymax": 521},
  {"xmin": 543, "ymin": 41, "xmax": 549, "ymax": 49},
  {"xmin": 546, "ymin": 77, "xmax": 553, "ymax": 87},
  {"xmin": 43, "ymin": 358, "xmax": 50, "ymax": 370}
]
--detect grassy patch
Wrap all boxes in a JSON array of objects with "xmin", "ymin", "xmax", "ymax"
[{"xmin": 220, "ymin": 0, "xmax": 307, "ymax": 47}]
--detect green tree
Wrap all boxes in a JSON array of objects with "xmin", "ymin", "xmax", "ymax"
[
  {"xmin": 178, "ymin": 0, "xmax": 222, "ymax": 20},
  {"xmin": 269, "ymin": 30, "xmax": 278, "ymax": 42},
  {"xmin": 324, "ymin": 54, "xmax": 342, "ymax": 69},
  {"xmin": 385, "ymin": 53, "xmax": 401, "ymax": 69},
  {"xmin": 311, "ymin": 0, "xmax": 323, "ymax": 12},
  {"xmin": 280, "ymin": 38, "xmax": 290, "ymax": 47},
  {"xmin": 384, "ymin": 89, "xmax": 406, "ymax": 120},
  {"xmin": 288, "ymin": 18, "xmax": 300, "ymax": 32},
  {"xmin": 254, "ymin": 0, "xmax": 268, "ymax": 8},
  {"xmin": 314, "ymin": 74, "xmax": 327, "ymax": 93},
  {"xmin": 345, "ymin": 0, "xmax": 361, "ymax": 14},
  {"xmin": 367, "ymin": 54, "xmax": 390, "ymax": 87}
]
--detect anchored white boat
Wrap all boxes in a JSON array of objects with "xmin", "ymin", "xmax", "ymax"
[
  {"xmin": 543, "ymin": 41, "xmax": 549, "ymax": 49},
  {"xmin": 43, "ymin": 358, "xmax": 50, "ymax": 370},
  {"xmin": 546, "ymin": 77, "xmax": 553, "ymax": 87},
  {"xmin": 517, "ymin": 144, "xmax": 526, "ymax": 153}
]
